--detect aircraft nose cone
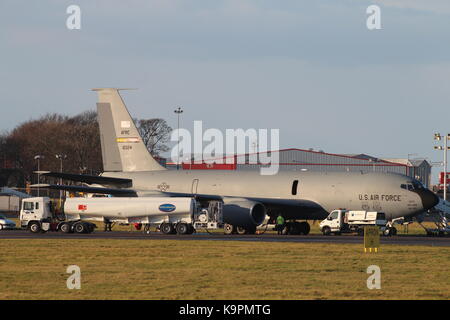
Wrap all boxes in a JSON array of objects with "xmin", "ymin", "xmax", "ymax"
[{"xmin": 419, "ymin": 189, "xmax": 440, "ymax": 210}]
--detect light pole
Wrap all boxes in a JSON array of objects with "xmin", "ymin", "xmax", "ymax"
[
  {"xmin": 174, "ymin": 106, "xmax": 183, "ymax": 170},
  {"xmin": 434, "ymin": 133, "xmax": 450, "ymax": 201},
  {"xmin": 34, "ymin": 155, "xmax": 44, "ymax": 196},
  {"xmin": 56, "ymin": 154, "xmax": 67, "ymax": 205}
]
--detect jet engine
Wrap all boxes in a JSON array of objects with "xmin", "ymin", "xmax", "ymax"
[{"xmin": 222, "ymin": 199, "xmax": 266, "ymax": 229}]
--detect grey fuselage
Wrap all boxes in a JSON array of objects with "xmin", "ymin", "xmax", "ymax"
[{"xmin": 104, "ymin": 170, "xmax": 438, "ymax": 221}]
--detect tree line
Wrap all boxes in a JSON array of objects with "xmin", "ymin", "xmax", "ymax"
[{"xmin": 0, "ymin": 111, "xmax": 171, "ymax": 187}]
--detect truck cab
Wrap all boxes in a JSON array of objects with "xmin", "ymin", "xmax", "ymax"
[
  {"xmin": 20, "ymin": 197, "xmax": 96, "ymax": 234},
  {"xmin": 20, "ymin": 197, "xmax": 53, "ymax": 230}
]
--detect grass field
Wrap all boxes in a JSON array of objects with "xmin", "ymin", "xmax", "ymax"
[{"xmin": 0, "ymin": 239, "xmax": 448, "ymax": 300}]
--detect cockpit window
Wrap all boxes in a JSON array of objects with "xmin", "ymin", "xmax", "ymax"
[
  {"xmin": 403, "ymin": 180, "xmax": 425, "ymax": 191},
  {"xmin": 412, "ymin": 180, "xmax": 424, "ymax": 190}
]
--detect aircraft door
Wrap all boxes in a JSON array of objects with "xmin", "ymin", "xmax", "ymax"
[
  {"xmin": 291, "ymin": 179, "xmax": 299, "ymax": 196},
  {"xmin": 191, "ymin": 179, "xmax": 199, "ymax": 195}
]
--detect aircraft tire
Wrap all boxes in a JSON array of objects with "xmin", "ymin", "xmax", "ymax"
[
  {"xmin": 287, "ymin": 222, "xmax": 300, "ymax": 235},
  {"xmin": 299, "ymin": 222, "xmax": 310, "ymax": 235}
]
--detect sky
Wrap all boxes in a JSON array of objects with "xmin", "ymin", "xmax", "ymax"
[{"xmin": 1, "ymin": 0, "xmax": 449, "ymax": 182}]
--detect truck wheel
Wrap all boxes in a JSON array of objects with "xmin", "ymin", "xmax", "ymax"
[
  {"xmin": 160, "ymin": 223, "xmax": 174, "ymax": 234},
  {"xmin": 224, "ymin": 224, "xmax": 235, "ymax": 235},
  {"xmin": 74, "ymin": 223, "xmax": 86, "ymax": 234},
  {"xmin": 0, "ymin": 224, "xmax": 3, "ymax": 231},
  {"xmin": 383, "ymin": 228, "xmax": 391, "ymax": 237},
  {"xmin": 299, "ymin": 222, "xmax": 310, "ymax": 235},
  {"xmin": 187, "ymin": 224, "xmax": 195, "ymax": 234},
  {"xmin": 176, "ymin": 223, "xmax": 189, "ymax": 235},
  {"xmin": 86, "ymin": 224, "xmax": 95, "ymax": 233},
  {"xmin": 60, "ymin": 223, "xmax": 71, "ymax": 233},
  {"xmin": 322, "ymin": 226, "xmax": 331, "ymax": 236},
  {"xmin": 29, "ymin": 222, "xmax": 41, "ymax": 233},
  {"xmin": 236, "ymin": 227, "xmax": 247, "ymax": 235}
]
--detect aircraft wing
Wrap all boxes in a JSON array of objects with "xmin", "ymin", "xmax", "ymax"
[
  {"xmin": 30, "ymin": 184, "xmax": 137, "ymax": 197},
  {"xmin": 36, "ymin": 171, "xmax": 132, "ymax": 188},
  {"xmin": 31, "ymin": 184, "xmax": 185, "ymax": 198},
  {"xmin": 163, "ymin": 191, "xmax": 326, "ymax": 219}
]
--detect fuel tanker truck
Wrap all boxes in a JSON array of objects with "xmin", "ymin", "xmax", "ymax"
[{"xmin": 20, "ymin": 197, "xmax": 223, "ymax": 234}]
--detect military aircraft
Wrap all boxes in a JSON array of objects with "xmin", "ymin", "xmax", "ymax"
[{"xmin": 36, "ymin": 88, "xmax": 439, "ymax": 235}]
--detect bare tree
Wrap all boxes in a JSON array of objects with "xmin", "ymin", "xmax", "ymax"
[
  {"xmin": 136, "ymin": 118, "xmax": 172, "ymax": 156},
  {"xmin": 66, "ymin": 111, "xmax": 103, "ymax": 174},
  {"xmin": 2, "ymin": 112, "xmax": 171, "ymax": 187},
  {"xmin": 5, "ymin": 112, "xmax": 103, "ymax": 183}
]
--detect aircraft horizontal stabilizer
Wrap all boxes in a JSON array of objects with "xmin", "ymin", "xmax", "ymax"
[
  {"xmin": 35, "ymin": 171, "xmax": 132, "ymax": 188},
  {"xmin": 30, "ymin": 184, "xmax": 137, "ymax": 197}
]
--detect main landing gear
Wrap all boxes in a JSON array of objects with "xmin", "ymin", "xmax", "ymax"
[
  {"xmin": 223, "ymin": 224, "xmax": 257, "ymax": 235},
  {"xmin": 282, "ymin": 221, "xmax": 310, "ymax": 235},
  {"xmin": 223, "ymin": 221, "xmax": 311, "ymax": 235}
]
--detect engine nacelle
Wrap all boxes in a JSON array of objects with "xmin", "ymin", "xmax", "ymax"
[{"xmin": 222, "ymin": 199, "xmax": 266, "ymax": 229}]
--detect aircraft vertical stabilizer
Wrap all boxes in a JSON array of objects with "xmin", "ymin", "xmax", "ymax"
[{"xmin": 93, "ymin": 88, "xmax": 166, "ymax": 172}]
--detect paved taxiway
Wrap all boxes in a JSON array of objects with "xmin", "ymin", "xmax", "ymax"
[{"xmin": 0, "ymin": 230, "xmax": 449, "ymax": 246}]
